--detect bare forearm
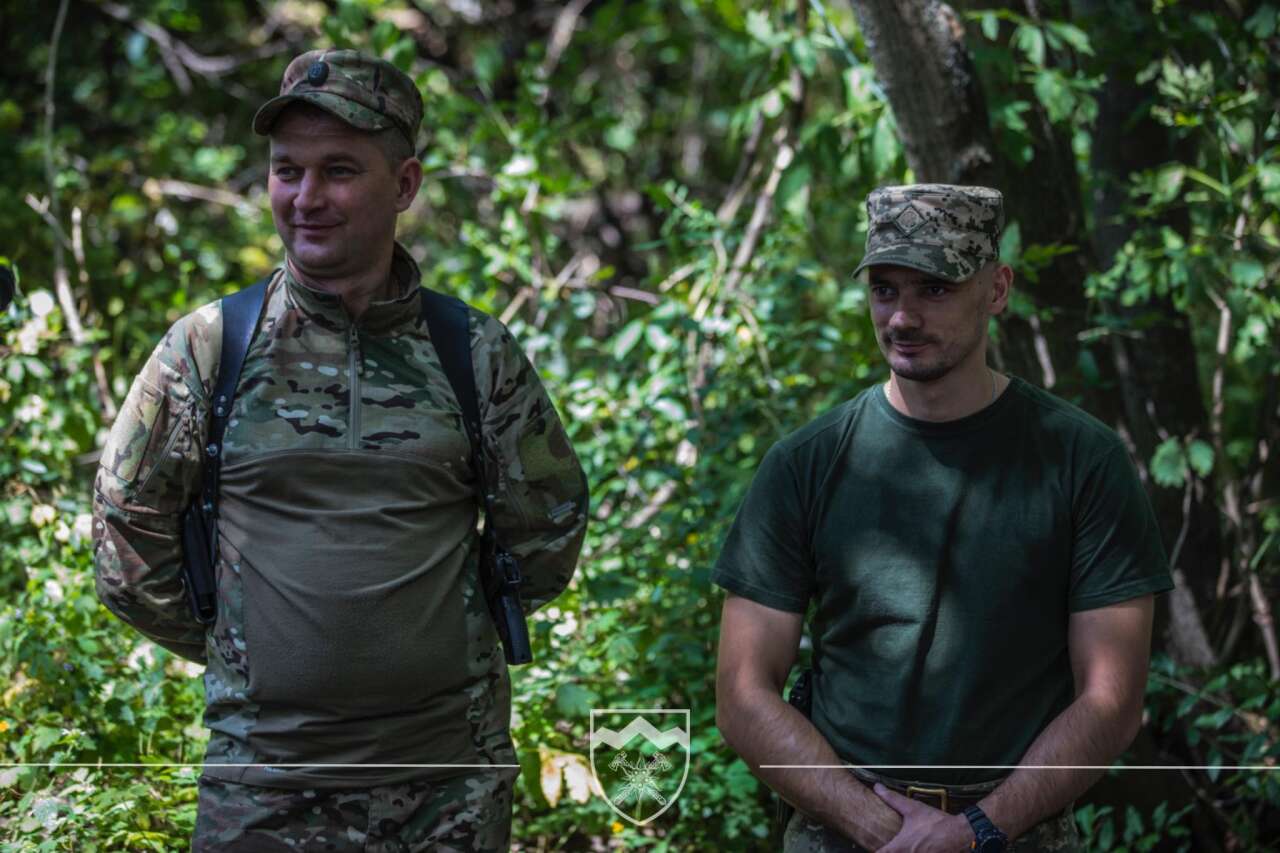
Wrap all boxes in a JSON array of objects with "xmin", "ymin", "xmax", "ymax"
[
  {"xmin": 981, "ymin": 693, "xmax": 1140, "ymax": 840},
  {"xmin": 719, "ymin": 685, "xmax": 902, "ymax": 849}
]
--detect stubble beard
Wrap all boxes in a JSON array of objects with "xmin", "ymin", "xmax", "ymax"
[{"xmin": 882, "ymin": 315, "xmax": 988, "ymax": 384}]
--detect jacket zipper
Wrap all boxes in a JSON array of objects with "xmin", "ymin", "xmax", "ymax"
[{"xmin": 348, "ymin": 323, "xmax": 361, "ymax": 450}]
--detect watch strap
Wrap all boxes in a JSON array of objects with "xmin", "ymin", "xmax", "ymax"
[{"xmin": 963, "ymin": 805, "xmax": 1008, "ymax": 852}]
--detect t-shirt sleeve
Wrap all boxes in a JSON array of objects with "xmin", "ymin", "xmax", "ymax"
[
  {"xmin": 1068, "ymin": 442, "xmax": 1173, "ymax": 612},
  {"xmin": 712, "ymin": 443, "xmax": 814, "ymax": 613}
]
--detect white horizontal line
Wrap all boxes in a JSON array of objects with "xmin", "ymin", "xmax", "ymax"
[
  {"xmin": 761, "ymin": 764, "xmax": 1279, "ymax": 771},
  {"xmin": 0, "ymin": 763, "xmax": 520, "ymax": 769}
]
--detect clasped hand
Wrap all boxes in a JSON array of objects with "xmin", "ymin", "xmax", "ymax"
[{"xmin": 871, "ymin": 783, "xmax": 976, "ymax": 853}]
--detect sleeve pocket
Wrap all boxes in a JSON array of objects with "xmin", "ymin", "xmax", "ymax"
[
  {"xmin": 103, "ymin": 379, "xmax": 167, "ymax": 485},
  {"xmin": 100, "ymin": 373, "xmax": 198, "ymax": 513}
]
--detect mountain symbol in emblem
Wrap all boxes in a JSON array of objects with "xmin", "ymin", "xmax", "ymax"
[{"xmin": 590, "ymin": 717, "xmax": 689, "ymax": 751}]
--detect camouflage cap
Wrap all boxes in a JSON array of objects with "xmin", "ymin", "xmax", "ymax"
[
  {"xmin": 253, "ymin": 49, "xmax": 422, "ymax": 148},
  {"xmin": 853, "ymin": 184, "xmax": 1004, "ymax": 283}
]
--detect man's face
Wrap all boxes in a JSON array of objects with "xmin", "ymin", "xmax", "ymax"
[
  {"xmin": 268, "ymin": 108, "xmax": 416, "ymax": 280},
  {"xmin": 866, "ymin": 263, "xmax": 1009, "ymax": 383}
]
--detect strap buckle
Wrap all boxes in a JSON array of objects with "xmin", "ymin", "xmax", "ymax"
[
  {"xmin": 905, "ymin": 785, "xmax": 949, "ymax": 813},
  {"xmin": 495, "ymin": 550, "xmax": 522, "ymax": 589}
]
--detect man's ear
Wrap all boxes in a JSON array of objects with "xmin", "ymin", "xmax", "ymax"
[
  {"xmin": 988, "ymin": 262, "xmax": 1013, "ymax": 316},
  {"xmin": 394, "ymin": 157, "xmax": 423, "ymax": 213}
]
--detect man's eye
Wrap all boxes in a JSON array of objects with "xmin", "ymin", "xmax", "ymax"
[
  {"xmin": 274, "ymin": 167, "xmax": 299, "ymax": 179},
  {"xmin": 926, "ymin": 286, "xmax": 949, "ymax": 297},
  {"xmin": 329, "ymin": 166, "xmax": 356, "ymax": 176}
]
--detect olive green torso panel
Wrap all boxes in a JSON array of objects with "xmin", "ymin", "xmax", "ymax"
[{"xmin": 93, "ymin": 247, "xmax": 589, "ymax": 788}]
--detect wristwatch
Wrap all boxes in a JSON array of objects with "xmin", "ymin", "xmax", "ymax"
[{"xmin": 963, "ymin": 805, "xmax": 1009, "ymax": 853}]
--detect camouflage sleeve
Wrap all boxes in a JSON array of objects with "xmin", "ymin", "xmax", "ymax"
[
  {"xmin": 471, "ymin": 310, "xmax": 589, "ymax": 612},
  {"xmin": 92, "ymin": 302, "xmax": 222, "ymax": 664}
]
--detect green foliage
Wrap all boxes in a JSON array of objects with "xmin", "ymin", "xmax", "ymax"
[
  {"xmin": 1075, "ymin": 800, "xmax": 1194, "ymax": 852},
  {"xmin": 3, "ymin": 0, "xmax": 1278, "ymax": 849},
  {"xmin": 1143, "ymin": 655, "xmax": 1280, "ymax": 850}
]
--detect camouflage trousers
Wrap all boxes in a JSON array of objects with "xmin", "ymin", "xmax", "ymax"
[
  {"xmin": 782, "ymin": 805, "xmax": 1083, "ymax": 853},
  {"xmin": 192, "ymin": 768, "xmax": 519, "ymax": 853}
]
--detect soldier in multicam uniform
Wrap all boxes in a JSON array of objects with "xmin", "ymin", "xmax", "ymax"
[
  {"xmin": 712, "ymin": 185, "xmax": 1172, "ymax": 852},
  {"xmin": 93, "ymin": 49, "xmax": 589, "ymax": 852}
]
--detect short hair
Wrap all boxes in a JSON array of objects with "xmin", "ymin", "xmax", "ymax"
[
  {"xmin": 270, "ymin": 102, "xmax": 415, "ymax": 171},
  {"xmin": 371, "ymin": 126, "xmax": 415, "ymax": 171}
]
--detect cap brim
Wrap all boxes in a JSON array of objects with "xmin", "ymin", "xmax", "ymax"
[
  {"xmin": 252, "ymin": 91, "xmax": 392, "ymax": 136},
  {"xmin": 852, "ymin": 244, "xmax": 982, "ymax": 284}
]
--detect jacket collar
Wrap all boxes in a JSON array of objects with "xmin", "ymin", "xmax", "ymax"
[{"xmin": 282, "ymin": 242, "xmax": 422, "ymax": 335}]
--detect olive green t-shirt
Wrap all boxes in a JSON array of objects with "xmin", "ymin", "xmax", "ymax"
[{"xmin": 712, "ymin": 378, "xmax": 1171, "ymax": 785}]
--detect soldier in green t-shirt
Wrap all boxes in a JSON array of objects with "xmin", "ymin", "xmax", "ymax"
[{"xmin": 713, "ymin": 184, "xmax": 1172, "ymax": 853}]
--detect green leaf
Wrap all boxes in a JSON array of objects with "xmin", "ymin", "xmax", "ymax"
[
  {"xmin": 31, "ymin": 726, "xmax": 62, "ymax": 752},
  {"xmin": 1153, "ymin": 165, "xmax": 1185, "ymax": 203},
  {"xmin": 1046, "ymin": 22, "xmax": 1094, "ymax": 55},
  {"xmin": 870, "ymin": 111, "xmax": 898, "ymax": 175},
  {"xmin": 1187, "ymin": 440, "xmax": 1214, "ymax": 478},
  {"xmin": 1230, "ymin": 258, "xmax": 1265, "ymax": 288},
  {"xmin": 790, "ymin": 37, "xmax": 817, "ymax": 78},
  {"xmin": 612, "ymin": 321, "xmax": 644, "ymax": 360},
  {"xmin": 1000, "ymin": 221, "xmax": 1022, "ymax": 264},
  {"xmin": 1245, "ymin": 4, "xmax": 1277, "ymax": 38},
  {"xmin": 1150, "ymin": 439, "xmax": 1187, "ymax": 488},
  {"xmin": 1033, "ymin": 70, "xmax": 1074, "ymax": 123},
  {"xmin": 1124, "ymin": 805, "xmax": 1144, "ymax": 841},
  {"xmin": 554, "ymin": 683, "xmax": 596, "ymax": 719},
  {"xmin": 777, "ymin": 162, "xmax": 812, "ymax": 218},
  {"xmin": 652, "ymin": 398, "xmax": 687, "ymax": 423},
  {"xmin": 980, "ymin": 12, "xmax": 999, "ymax": 41},
  {"xmin": 1013, "ymin": 25, "xmax": 1046, "ymax": 67},
  {"xmin": 746, "ymin": 10, "xmax": 775, "ymax": 45}
]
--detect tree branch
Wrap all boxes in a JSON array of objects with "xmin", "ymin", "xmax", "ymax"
[
  {"xmin": 96, "ymin": 1, "xmax": 286, "ymax": 94},
  {"xmin": 41, "ymin": 0, "xmax": 118, "ymax": 423}
]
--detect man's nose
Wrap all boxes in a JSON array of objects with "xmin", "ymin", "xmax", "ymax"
[
  {"xmin": 888, "ymin": 303, "xmax": 922, "ymax": 330},
  {"xmin": 294, "ymin": 171, "xmax": 325, "ymax": 211}
]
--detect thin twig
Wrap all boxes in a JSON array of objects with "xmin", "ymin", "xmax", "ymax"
[
  {"xmin": 608, "ymin": 286, "xmax": 660, "ymax": 306},
  {"xmin": 1166, "ymin": 476, "xmax": 1195, "ymax": 576},
  {"xmin": 719, "ymin": 125, "xmax": 795, "ymax": 301},
  {"xmin": 716, "ymin": 113, "xmax": 768, "ymax": 224},
  {"xmin": 1248, "ymin": 572, "xmax": 1280, "ymax": 679},
  {"xmin": 538, "ymin": 0, "xmax": 592, "ymax": 83},
  {"xmin": 97, "ymin": 2, "xmax": 286, "ymax": 89},
  {"xmin": 23, "ymin": 194, "xmax": 74, "ymax": 254},
  {"xmin": 42, "ymin": 0, "xmax": 84, "ymax": 347},
  {"xmin": 41, "ymin": 0, "xmax": 117, "ymax": 423},
  {"xmin": 141, "ymin": 178, "xmax": 259, "ymax": 214},
  {"xmin": 73, "ymin": 208, "xmax": 118, "ymax": 423}
]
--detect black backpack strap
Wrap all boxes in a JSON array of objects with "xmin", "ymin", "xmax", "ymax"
[
  {"xmin": 184, "ymin": 274, "xmax": 269, "ymax": 624},
  {"xmin": 420, "ymin": 287, "xmax": 533, "ymax": 664},
  {"xmin": 419, "ymin": 287, "xmax": 482, "ymax": 457},
  {"xmin": 201, "ymin": 276, "xmax": 270, "ymax": 511}
]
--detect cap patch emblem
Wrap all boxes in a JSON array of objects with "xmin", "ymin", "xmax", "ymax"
[
  {"xmin": 893, "ymin": 203, "xmax": 928, "ymax": 235},
  {"xmin": 307, "ymin": 61, "xmax": 329, "ymax": 86}
]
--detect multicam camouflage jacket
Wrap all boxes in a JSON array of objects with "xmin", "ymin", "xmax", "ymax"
[{"xmin": 92, "ymin": 245, "xmax": 589, "ymax": 788}]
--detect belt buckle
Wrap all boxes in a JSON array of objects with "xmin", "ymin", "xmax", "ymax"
[{"xmin": 905, "ymin": 784, "xmax": 949, "ymax": 813}]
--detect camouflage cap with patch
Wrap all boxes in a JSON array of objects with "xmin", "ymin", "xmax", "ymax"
[
  {"xmin": 253, "ymin": 49, "xmax": 422, "ymax": 148},
  {"xmin": 853, "ymin": 184, "xmax": 1004, "ymax": 283}
]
